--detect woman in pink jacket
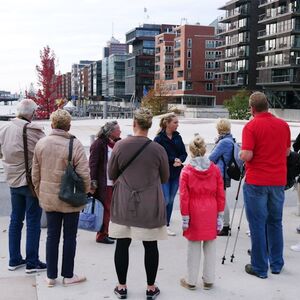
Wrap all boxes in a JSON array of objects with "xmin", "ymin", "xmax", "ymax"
[{"xmin": 179, "ymin": 135, "xmax": 225, "ymax": 291}]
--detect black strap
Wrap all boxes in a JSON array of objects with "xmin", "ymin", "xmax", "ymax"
[
  {"xmin": 118, "ymin": 139, "xmax": 152, "ymax": 177},
  {"xmin": 68, "ymin": 136, "xmax": 75, "ymax": 162},
  {"xmin": 22, "ymin": 123, "xmax": 30, "ymax": 175}
]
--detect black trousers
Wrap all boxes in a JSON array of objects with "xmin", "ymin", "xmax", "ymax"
[
  {"xmin": 114, "ymin": 238, "xmax": 159, "ymax": 285},
  {"xmin": 46, "ymin": 212, "xmax": 79, "ymax": 279}
]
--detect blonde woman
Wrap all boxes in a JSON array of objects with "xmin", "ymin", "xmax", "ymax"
[
  {"xmin": 108, "ymin": 108, "xmax": 169, "ymax": 300},
  {"xmin": 180, "ymin": 135, "xmax": 225, "ymax": 290},
  {"xmin": 154, "ymin": 113, "xmax": 187, "ymax": 236},
  {"xmin": 32, "ymin": 109, "xmax": 90, "ymax": 287},
  {"xmin": 209, "ymin": 118, "xmax": 236, "ymax": 236}
]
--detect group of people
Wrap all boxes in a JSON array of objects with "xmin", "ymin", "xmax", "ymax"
[{"xmin": 0, "ymin": 91, "xmax": 298, "ymax": 299}]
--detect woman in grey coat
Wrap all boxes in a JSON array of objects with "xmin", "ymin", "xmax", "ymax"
[{"xmin": 108, "ymin": 108, "xmax": 169, "ymax": 300}]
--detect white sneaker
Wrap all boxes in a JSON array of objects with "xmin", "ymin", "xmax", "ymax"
[
  {"xmin": 290, "ymin": 243, "xmax": 300, "ymax": 252},
  {"xmin": 167, "ymin": 227, "xmax": 176, "ymax": 236}
]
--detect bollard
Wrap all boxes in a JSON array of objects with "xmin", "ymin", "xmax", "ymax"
[{"xmin": 103, "ymin": 102, "xmax": 108, "ymax": 119}]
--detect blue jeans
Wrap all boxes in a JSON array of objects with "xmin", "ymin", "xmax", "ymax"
[
  {"xmin": 162, "ymin": 177, "xmax": 179, "ymax": 226},
  {"xmin": 243, "ymin": 183, "xmax": 285, "ymax": 277},
  {"xmin": 9, "ymin": 186, "xmax": 42, "ymax": 267},
  {"xmin": 46, "ymin": 212, "xmax": 79, "ymax": 279}
]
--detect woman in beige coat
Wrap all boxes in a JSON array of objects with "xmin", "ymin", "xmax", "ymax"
[
  {"xmin": 32, "ymin": 109, "xmax": 90, "ymax": 287},
  {"xmin": 108, "ymin": 108, "xmax": 169, "ymax": 300}
]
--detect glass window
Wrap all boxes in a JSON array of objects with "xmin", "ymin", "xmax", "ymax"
[
  {"xmin": 187, "ymin": 60, "xmax": 192, "ymax": 69},
  {"xmin": 187, "ymin": 38, "xmax": 192, "ymax": 48},
  {"xmin": 206, "ymin": 83, "xmax": 213, "ymax": 91},
  {"xmin": 206, "ymin": 40, "xmax": 216, "ymax": 48}
]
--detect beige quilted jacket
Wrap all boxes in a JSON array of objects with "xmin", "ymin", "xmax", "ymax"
[{"xmin": 32, "ymin": 129, "xmax": 91, "ymax": 213}]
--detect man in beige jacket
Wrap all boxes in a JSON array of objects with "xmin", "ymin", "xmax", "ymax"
[{"xmin": 0, "ymin": 99, "xmax": 46, "ymax": 273}]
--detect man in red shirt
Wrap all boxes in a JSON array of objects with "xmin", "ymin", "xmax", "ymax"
[{"xmin": 240, "ymin": 92, "xmax": 290, "ymax": 279}]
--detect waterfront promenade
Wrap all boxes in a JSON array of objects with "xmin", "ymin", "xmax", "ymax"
[{"xmin": 0, "ymin": 117, "xmax": 300, "ymax": 300}]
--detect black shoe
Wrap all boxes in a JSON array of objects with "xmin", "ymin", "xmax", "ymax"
[
  {"xmin": 218, "ymin": 226, "xmax": 230, "ymax": 236},
  {"xmin": 271, "ymin": 270, "xmax": 280, "ymax": 275},
  {"xmin": 247, "ymin": 249, "xmax": 251, "ymax": 256},
  {"xmin": 8, "ymin": 259, "xmax": 26, "ymax": 271},
  {"xmin": 25, "ymin": 261, "xmax": 47, "ymax": 274},
  {"xmin": 296, "ymin": 226, "xmax": 300, "ymax": 234},
  {"xmin": 146, "ymin": 287, "xmax": 160, "ymax": 300},
  {"xmin": 114, "ymin": 286, "xmax": 127, "ymax": 299},
  {"xmin": 97, "ymin": 237, "xmax": 115, "ymax": 244},
  {"xmin": 245, "ymin": 264, "xmax": 267, "ymax": 279}
]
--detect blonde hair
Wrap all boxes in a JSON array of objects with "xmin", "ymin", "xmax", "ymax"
[
  {"xmin": 249, "ymin": 91, "xmax": 269, "ymax": 112},
  {"xmin": 50, "ymin": 109, "xmax": 71, "ymax": 131},
  {"xmin": 157, "ymin": 112, "xmax": 177, "ymax": 134},
  {"xmin": 216, "ymin": 118, "xmax": 231, "ymax": 135},
  {"xmin": 133, "ymin": 108, "xmax": 153, "ymax": 130},
  {"xmin": 189, "ymin": 135, "xmax": 206, "ymax": 157}
]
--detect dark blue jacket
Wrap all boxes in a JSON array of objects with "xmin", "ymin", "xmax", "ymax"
[{"xmin": 154, "ymin": 130, "xmax": 187, "ymax": 179}]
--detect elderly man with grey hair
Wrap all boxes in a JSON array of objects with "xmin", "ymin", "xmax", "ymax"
[{"xmin": 0, "ymin": 98, "xmax": 46, "ymax": 273}]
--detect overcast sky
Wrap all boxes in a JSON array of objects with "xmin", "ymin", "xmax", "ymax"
[{"xmin": 0, "ymin": 0, "xmax": 225, "ymax": 93}]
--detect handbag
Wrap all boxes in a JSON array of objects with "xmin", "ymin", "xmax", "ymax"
[
  {"xmin": 58, "ymin": 136, "xmax": 88, "ymax": 207},
  {"xmin": 78, "ymin": 196, "xmax": 104, "ymax": 232},
  {"xmin": 23, "ymin": 123, "xmax": 38, "ymax": 198}
]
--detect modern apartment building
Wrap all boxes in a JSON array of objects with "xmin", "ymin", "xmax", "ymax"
[
  {"xmin": 102, "ymin": 54, "xmax": 128, "ymax": 99},
  {"xmin": 92, "ymin": 60, "xmax": 102, "ymax": 100},
  {"xmin": 125, "ymin": 23, "xmax": 175, "ymax": 100},
  {"xmin": 217, "ymin": 0, "xmax": 261, "ymax": 90},
  {"xmin": 154, "ymin": 24, "xmax": 234, "ymax": 106},
  {"xmin": 59, "ymin": 72, "xmax": 71, "ymax": 100},
  {"xmin": 103, "ymin": 36, "xmax": 127, "ymax": 58},
  {"xmin": 71, "ymin": 60, "xmax": 94, "ymax": 100},
  {"xmin": 79, "ymin": 65, "xmax": 89, "ymax": 99},
  {"xmin": 257, "ymin": 0, "xmax": 300, "ymax": 108}
]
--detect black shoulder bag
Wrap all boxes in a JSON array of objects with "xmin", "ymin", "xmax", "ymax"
[
  {"xmin": 23, "ymin": 123, "xmax": 38, "ymax": 198},
  {"xmin": 58, "ymin": 136, "xmax": 88, "ymax": 207}
]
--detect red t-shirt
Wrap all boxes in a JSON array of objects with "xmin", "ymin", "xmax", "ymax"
[{"xmin": 242, "ymin": 112, "xmax": 290, "ymax": 186}]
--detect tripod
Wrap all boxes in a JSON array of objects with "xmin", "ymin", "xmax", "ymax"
[{"xmin": 222, "ymin": 169, "xmax": 245, "ymax": 264}]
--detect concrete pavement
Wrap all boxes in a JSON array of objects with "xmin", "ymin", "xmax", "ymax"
[
  {"xmin": 0, "ymin": 205, "xmax": 300, "ymax": 300},
  {"xmin": 1, "ymin": 117, "xmax": 300, "ymax": 299}
]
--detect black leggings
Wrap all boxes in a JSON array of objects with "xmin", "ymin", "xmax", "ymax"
[{"xmin": 114, "ymin": 238, "xmax": 159, "ymax": 285}]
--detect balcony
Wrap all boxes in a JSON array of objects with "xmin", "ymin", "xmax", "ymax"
[
  {"xmin": 258, "ymin": 8, "xmax": 300, "ymax": 24},
  {"xmin": 257, "ymin": 42, "xmax": 300, "ymax": 54},
  {"xmin": 164, "ymin": 55, "xmax": 173, "ymax": 63},
  {"xmin": 257, "ymin": 57, "xmax": 300, "ymax": 69},
  {"xmin": 258, "ymin": 0, "xmax": 279, "ymax": 8},
  {"xmin": 217, "ymin": 77, "xmax": 245, "ymax": 87},
  {"xmin": 216, "ymin": 50, "xmax": 247, "ymax": 61},
  {"xmin": 220, "ymin": 7, "xmax": 249, "ymax": 23},
  {"xmin": 258, "ymin": 25, "xmax": 300, "ymax": 39},
  {"xmin": 257, "ymin": 74, "xmax": 299, "ymax": 85}
]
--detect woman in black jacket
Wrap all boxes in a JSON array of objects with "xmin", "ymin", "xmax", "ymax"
[{"xmin": 154, "ymin": 113, "xmax": 187, "ymax": 236}]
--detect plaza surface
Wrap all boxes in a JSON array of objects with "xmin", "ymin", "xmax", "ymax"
[{"xmin": 0, "ymin": 117, "xmax": 300, "ymax": 300}]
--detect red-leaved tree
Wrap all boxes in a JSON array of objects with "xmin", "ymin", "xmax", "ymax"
[{"xmin": 26, "ymin": 46, "xmax": 61, "ymax": 119}]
